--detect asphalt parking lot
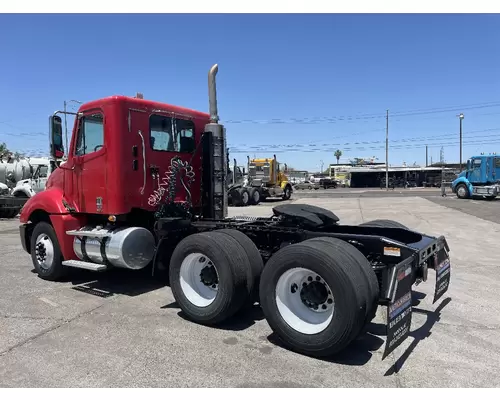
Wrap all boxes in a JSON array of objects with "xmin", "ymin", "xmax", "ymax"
[{"xmin": 1, "ymin": 194, "xmax": 500, "ymax": 387}]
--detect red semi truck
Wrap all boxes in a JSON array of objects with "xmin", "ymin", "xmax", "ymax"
[{"xmin": 18, "ymin": 65, "xmax": 451, "ymax": 359}]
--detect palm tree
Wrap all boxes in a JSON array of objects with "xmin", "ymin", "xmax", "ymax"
[{"xmin": 334, "ymin": 149, "xmax": 342, "ymax": 164}]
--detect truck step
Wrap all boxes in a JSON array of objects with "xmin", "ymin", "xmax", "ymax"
[
  {"xmin": 66, "ymin": 228, "xmax": 112, "ymax": 238},
  {"xmin": 62, "ymin": 260, "xmax": 108, "ymax": 271}
]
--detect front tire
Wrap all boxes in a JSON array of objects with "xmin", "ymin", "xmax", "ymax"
[
  {"xmin": 282, "ymin": 185, "xmax": 292, "ymax": 200},
  {"xmin": 30, "ymin": 222, "xmax": 67, "ymax": 281},
  {"xmin": 455, "ymin": 183, "xmax": 469, "ymax": 199}
]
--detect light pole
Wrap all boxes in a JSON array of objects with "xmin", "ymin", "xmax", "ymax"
[
  {"xmin": 385, "ymin": 109, "xmax": 389, "ymax": 191},
  {"xmin": 63, "ymin": 99, "xmax": 82, "ymax": 154},
  {"xmin": 458, "ymin": 113, "xmax": 464, "ymax": 171}
]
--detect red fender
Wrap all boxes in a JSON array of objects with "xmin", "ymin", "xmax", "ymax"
[
  {"xmin": 20, "ymin": 188, "xmax": 86, "ymax": 260},
  {"xmin": 19, "ymin": 188, "xmax": 70, "ymax": 223}
]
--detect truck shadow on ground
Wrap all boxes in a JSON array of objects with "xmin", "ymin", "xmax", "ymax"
[
  {"xmin": 30, "ymin": 267, "xmax": 167, "ymax": 298},
  {"xmin": 169, "ymin": 290, "xmax": 450, "ymax": 368},
  {"xmin": 169, "ymin": 301, "xmax": 384, "ymax": 366},
  {"xmin": 384, "ymin": 296, "xmax": 452, "ymax": 376}
]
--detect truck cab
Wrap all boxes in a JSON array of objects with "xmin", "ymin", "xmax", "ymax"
[
  {"xmin": 451, "ymin": 154, "xmax": 500, "ymax": 199},
  {"xmin": 247, "ymin": 155, "xmax": 292, "ymax": 201},
  {"xmin": 19, "ymin": 93, "xmax": 216, "ymax": 274}
]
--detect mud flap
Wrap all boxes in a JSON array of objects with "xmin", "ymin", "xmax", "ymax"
[
  {"xmin": 382, "ymin": 262, "xmax": 413, "ymax": 359},
  {"xmin": 433, "ymin": 248, "xmax": 451, "ymax": 304}
]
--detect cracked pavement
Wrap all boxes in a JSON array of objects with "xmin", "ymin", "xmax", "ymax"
[{"xmin": 1, "ymin": 195, "xmax": 500, "ymax": 387}]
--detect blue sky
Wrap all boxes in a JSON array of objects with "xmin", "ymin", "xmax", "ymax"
[{"xmin": 1, "ymin": 13, "xmax": 500, "ymax": 171}]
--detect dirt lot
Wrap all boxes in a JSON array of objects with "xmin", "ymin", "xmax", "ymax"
[{"xmin": 1, "ymin": 196, "xmax": 500, "ymax": 387}]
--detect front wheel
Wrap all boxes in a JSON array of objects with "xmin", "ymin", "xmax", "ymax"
[
  {"xmin": 30, "ymin": 222, "xmax": 67, "ymax": 281},
  {"xmin": 282, "ymin": 185, "xmax": 292, "ymax": 200},
  {"xmin": 455, "ymin": 183, "xmax": 469, "ymax": 199}
]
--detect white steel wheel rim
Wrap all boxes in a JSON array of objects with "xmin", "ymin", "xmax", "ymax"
[
  {"xmin": 179, "ymin": 253, "xmax": 219, "ymax": 307},
  {"xmin": 34, "ymin": 233, "xmax": 55, "ymax": 271},
  {"xmin": 457, "ymin": 186, "xmax": 466, "ymax": 197},
  {"xmin": 275, "ymin": 267, "xmax": 335, "ymax": 335},
  {"xmin": 253, "ymin": 190, "xmax": 260, "ymax": 202},
  {"xmin": 242, "ymin": 191, "xmax": 249, "ymax": 203}
]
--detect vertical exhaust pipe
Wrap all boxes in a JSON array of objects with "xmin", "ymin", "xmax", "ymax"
[
  {"xmin": 208, "ymin": 64, "xmax": 219, "ymax": 123},
  {"xmin": 233, "ymin": 158, "xmax": 237, "ymax": 185},
  {"xmin": 204, "ymin": 64, "xmax": 227, "ymax": 220},
  {"xmin": 273, "ymin": 154, "xmax": 277, "ymax": 182}
]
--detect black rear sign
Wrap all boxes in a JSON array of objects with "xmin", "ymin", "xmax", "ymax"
[
  {"xmin": 383, "ymin": 262, "xmax": 413, "ymax": 359},
  {"xmin": 433, "ymin": 249, "xmax": 451, "ymax": 304}
]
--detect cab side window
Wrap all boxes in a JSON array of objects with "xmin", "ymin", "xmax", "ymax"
[
  {"xmin": 150, "ymin": 115, "xmax": 174, "ymax": 151},
  {"xmin": 473, "ymin": 159, "xmax": 482, "ymax": 168},
  {"xmin": 34, "ymin": 165, "xmax": 48, "ymax": 178},
  {"xmin": 176, "ymin": 118, "xmax": 195, "ymax": 153},
  {"xmin": 149, "ymin": 114, "xmax": 195, "ymax": 153},
  {"xmin": 75, "ymin": 113, "xmax": 104, "ymax": 156}
]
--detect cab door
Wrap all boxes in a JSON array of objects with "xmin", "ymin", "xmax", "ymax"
[
  {"xmin": 468, "ymin": 158, "xmax": 483, "ymax": 184},
  {"xmin": 31, "ymin": 164, "xmax": 49, "ymax": 193},
  {"xmin": 73, "ymin": 111, "xmax": 107, "ymax": 213}
]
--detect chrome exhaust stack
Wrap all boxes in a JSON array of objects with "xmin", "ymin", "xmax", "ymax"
[{"xmin": 204, "ymin": 64, "xmax": 228, "ymax": 220}]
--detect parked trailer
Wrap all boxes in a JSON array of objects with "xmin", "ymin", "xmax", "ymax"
[{"xmin": 18, "ymin": 65, "xmax": 451, "ymax": 359}]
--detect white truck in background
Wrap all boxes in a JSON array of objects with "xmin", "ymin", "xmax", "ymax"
[
  {"xmin": 11, "ymin": 157, "xmax": 51, "ymax": 198},
  {"xmin": 0, "ymin": 157, "xmax": 51, "ymax": 218}
]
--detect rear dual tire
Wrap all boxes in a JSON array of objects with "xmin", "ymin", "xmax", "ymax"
[
  {"xmin": 248, "ymin": 187, "xmax": 261, "ymax": 205},
  {"xmin": 169, "ymin": 230, "xmax": 379, "ymax": 358},
  {"xmin": 230, "ymin": 188, "xmax": 251, "ymax": 206},
  {"xmin": 259, "ymin": 237, "xmax": 377, "ymax": 358},
  {"xmin": 169, "ymin": 230, "xmax": 262, "ymax": 325}
]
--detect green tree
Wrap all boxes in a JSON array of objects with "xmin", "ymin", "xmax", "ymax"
[
  {"xmin": 0, "ymin": 142, "xmax": 9, "ymax": 159},
  {"xmin": 334, "ymin": 149, "xmax": 342, "ymax": 164}
]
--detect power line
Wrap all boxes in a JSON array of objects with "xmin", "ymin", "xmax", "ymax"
[
  {"xmin": 224, "ymin": 101, "xmax": 500, "ymax": 125},
  {"xmin": 3, "ymin": 100, "xmax": 500, "ymax": 139},
  {"xmin": 228, "ymin": 138, "xmax": 500, "ymax": 154},
  {"xmin": 228, "ymin": 128, "xmax": 500, "ymax": 151}
]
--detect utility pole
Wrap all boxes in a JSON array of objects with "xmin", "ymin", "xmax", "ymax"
[
  {"xmin": 426, "ymin": 145, "xmax": 428, "ymax": 167},
  {"xmin": 320, "ymin": 159, "xmax": 324, "ymax": 173},
  {"xmin": 385, "ymin": 109, "xmax": 389, "ymax": 191},
  {"xmin": 458, "ymin": 113, "xmax": 464, "ymax": 171}
]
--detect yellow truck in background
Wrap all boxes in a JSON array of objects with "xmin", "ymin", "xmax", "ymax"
[{"xmin": 246, "ymin": 155, "xmax": 293, "ymax": 204}]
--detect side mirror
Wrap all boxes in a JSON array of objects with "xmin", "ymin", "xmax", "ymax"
[{"xmin": 49, "ymin": 115, "xmax": 64, "ymax": 159}]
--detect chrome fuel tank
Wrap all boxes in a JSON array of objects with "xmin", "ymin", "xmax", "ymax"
[{"xmin": 73, "ymin": 226, "xmax": 155, "ymax": 270}]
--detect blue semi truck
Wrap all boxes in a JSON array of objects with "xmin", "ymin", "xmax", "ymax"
[{"xmin": 451, "ymin": 154, "xmax": 500, "ymax": 200}]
